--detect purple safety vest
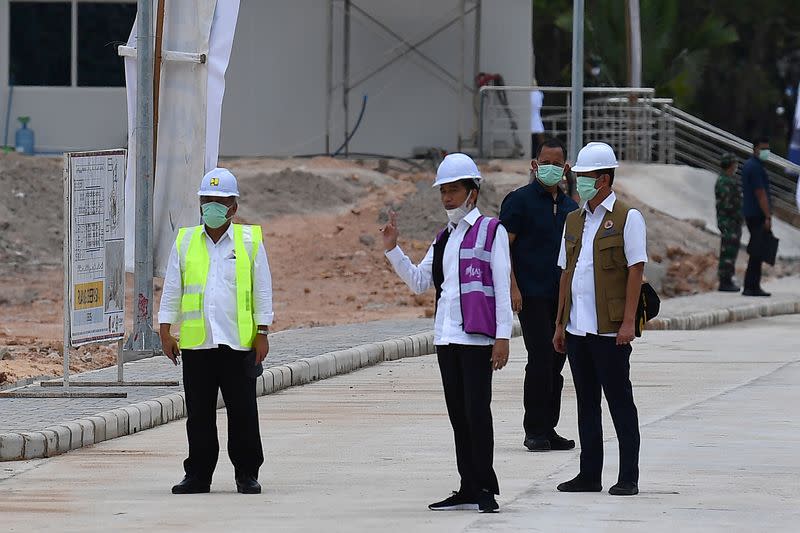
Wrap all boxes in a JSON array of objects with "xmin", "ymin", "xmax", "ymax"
[{"xmin": 435, "ymin": 215, "xmax": 500, "ymax": 338}]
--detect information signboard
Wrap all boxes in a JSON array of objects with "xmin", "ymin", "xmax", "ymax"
[{"xmin": 65, "ymin": 150, "xmax": 126, "ymax": 347}]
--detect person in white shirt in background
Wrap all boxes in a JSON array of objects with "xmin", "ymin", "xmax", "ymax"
[
  {"xmin": 530, "ymin": 82, "xmax": 545, "ymax": 158},
  {"xmin": 380, "ymin": 153, "xmax": 512, "ymax": 514},
  {"xmin": 159, "ymin": 168, "xmax": 273, "ymax": 496}
]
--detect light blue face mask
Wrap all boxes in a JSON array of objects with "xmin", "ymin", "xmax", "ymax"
[
  {"xmin": 759, "ymin": 149, "xmax": 771, "ymax": 161},
  {"xmin": 576, "ymin": 176, "xmax": 600, "ymax": 202},
  {"xmin": 201, "ymin": 201, "xmax": 231, "ymax": 229},
  {"xmin": 537, "ymin": 164, "xmax": 564, "ymax": 186}
]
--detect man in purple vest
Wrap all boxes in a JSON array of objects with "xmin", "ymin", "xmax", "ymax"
[{"xmin": 381, "ymin": 153, "xmax": 513, "ymax": 513}]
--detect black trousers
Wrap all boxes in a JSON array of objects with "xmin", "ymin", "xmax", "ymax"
[
  {"xmin": 744, "ymin": 215, "xmax": 766, "ymax": 290},
  {"xmin": 182, "ymin": 345, "xmax": 264, "ymax": 482},
  {"xmin": 518, "ymin": 297, "xmax": 567, "ymax": 438},
  {"xmin": 437, "ymin": 344, "xmax": 500, "ymax": 495},
  {"xmin": 566, "ymin": 333, "xmax": 640, "ymax": 484}
]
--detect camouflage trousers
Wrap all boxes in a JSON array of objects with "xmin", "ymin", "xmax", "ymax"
[{"xmin": 718, "ymin": 222, "xmax": 742, "ymax": 281}]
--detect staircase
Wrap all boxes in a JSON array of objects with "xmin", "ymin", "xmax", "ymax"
[{"xmin": 477, "ymin": 85, "xmax": 800, "ymax": 226}]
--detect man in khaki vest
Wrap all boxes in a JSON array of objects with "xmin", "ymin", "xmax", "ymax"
[{"xmin": 553, "ymin": 142, "xmax": 647, "ymax": 496}]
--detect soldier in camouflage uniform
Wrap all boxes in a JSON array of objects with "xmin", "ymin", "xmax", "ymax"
[{"xmin": 715, "ymin": 152, "xmax": 743, "ymax": 292}]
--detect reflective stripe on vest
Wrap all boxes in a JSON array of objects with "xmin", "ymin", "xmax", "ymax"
[
  {"xmin": 458, "ymin": 216, "xmax": 500, "ymax": 337},
  {"xmin": 176, "ymin": 224, "xmax": 262, "ymax": 349}
]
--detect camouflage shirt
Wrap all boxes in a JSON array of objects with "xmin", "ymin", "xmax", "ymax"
[{"xmin": 715, "ymin": 172, "xmax": 742, "ymax": 225}]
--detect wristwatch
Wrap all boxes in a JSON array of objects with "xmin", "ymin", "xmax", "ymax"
[{"xmin": 257, "ymin": 327, "xmax": 269, "ymax": 335}]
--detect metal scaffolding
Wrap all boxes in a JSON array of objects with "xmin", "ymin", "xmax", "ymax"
[{"xmin": 325, "ymin": 0, "xmax": 482, "ymax": 154}]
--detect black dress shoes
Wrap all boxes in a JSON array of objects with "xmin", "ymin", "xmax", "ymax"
[
  {"xmin": 742, "ymin": 288, "xmax": 771, "ymax": 297},
  {"xmin": 718, "ymin": 279, "xmax": 740, "ymax": 292},
  {"xmin": 171, "ymin": 476, "xmax": 211, "ymax": 494},
  {"xmin": 609, "ymin": 481, "xmax": 639, "ymax": 496},
  {"xmin": 548, "ymin": 431, "xmax": 576, "ymax": 450},
  {"xmin": 524, "ymin": 436, "xmax": 551, "ymax": 452},
  {"xmin": 557, "ymin": 475, "xmax": 602, "ymax": 492},
  {"xmin": 236, "ymin": 475, "xmax": 262, "ymax": 494}
]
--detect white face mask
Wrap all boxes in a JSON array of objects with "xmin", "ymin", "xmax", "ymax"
[{"xmin": 445, "ymin": 193, "xmax": 474, "ymax": 226}]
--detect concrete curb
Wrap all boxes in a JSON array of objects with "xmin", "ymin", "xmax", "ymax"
[
  {"xmin": 648, "ymin": 299, "xmax": 800, "ymax": 331},
  {"xmin": 1, "ymin": 330, "xmax": 453, "ymax": 462},
  {"xmin": 9, "ymin": 298, "xmax": 797, "ymax": 462}
]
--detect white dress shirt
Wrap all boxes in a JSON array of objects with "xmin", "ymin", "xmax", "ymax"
[
  {"xmin": 158, "ymin": 224, "xmax": 274, "ymax": 351},
  {"xmin": 557, "ymin": 192, "xmax": 647, "ymax": 337},
  {"xmin": 385, "ymin": 208, "xmax": 513, "ymax": 346}
]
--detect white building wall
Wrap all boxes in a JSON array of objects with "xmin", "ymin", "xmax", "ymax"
[
  {"xmin": 0, "ymin": 0, "xmax": 129, "ymax": 153},
  {"xmin": 0, "ymin": 0, "xmax": 530, "ymax": 157},
  {"xmin": 220, "ymin": 0, "xmax": 531, "ymax": 157}
]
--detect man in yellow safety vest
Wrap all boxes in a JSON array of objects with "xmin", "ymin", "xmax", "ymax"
[{"xmin": 159, "ymin": 167, "xmax": 273, "ymax": 495}]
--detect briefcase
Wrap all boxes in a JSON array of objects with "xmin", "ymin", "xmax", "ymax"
[
  {"xmin": 635, "ymin": 282, "xmax": 660, "ymax": 337},
  {"xmin": 747, "ymin": 229, "xmax": 779, "ymax": 266}
]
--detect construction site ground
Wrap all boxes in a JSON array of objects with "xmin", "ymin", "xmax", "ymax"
[{"xmin": 2, "ymin": 153, "xmax": 799, "ymax": 386}]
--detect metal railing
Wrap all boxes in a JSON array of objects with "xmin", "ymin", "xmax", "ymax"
[
  {"xmin": 478, "ymin": 86, "xmax": 671, "ymax": 163},
  {"xmin": 477, "ymin": 85, "xmax": 799, "ymax": 224},
  {"xmin": 658, "ymin": 103, "xmax": 800, "ymax": 221}
]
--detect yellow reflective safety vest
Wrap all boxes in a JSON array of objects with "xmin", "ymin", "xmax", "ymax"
[{"xmin": 175, "ymin": 224, "xmax": 263, "ymax": 349}]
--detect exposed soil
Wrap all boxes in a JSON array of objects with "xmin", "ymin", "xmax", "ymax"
[{"xmin": 1, "ymin": 153, "xmax": 798, "ymax": 385}]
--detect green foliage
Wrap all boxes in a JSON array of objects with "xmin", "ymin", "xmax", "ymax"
[{"xmin": 532, "ymin": 0, "xmax": 799, "ymax": 150}]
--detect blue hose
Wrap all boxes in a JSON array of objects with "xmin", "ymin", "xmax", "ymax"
[
  {"xmin": 333, "ymin": 94, "xmax": 368, "ymax": 157},
  {"xmin": 3, "ymin": 77, "xmax": 13, "ymax": 151}
]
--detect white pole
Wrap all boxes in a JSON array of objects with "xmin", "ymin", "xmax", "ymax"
[
  {"xmin": 628, "ymin": 0, "xmax": 642, "ymax": 87},
  {"xmin": 127, "ymin": 0, "xmax": 160, "ymax": 355},
  {"xmin": 569, "ymin": 0, "xmax": 584, "ymax": 162},
  {"xmin": 325, "ymin": 0, "xmax": 333, "ymax": 154},
  {"xmin": 62, "ymin": 154, "xmax": 71, "ymax": 388},
  {"xmin": 458, "ymin": 0, "xmax": 466, "ymax": 151}
]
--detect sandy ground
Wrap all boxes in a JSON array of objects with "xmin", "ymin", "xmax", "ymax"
[{"xmin": 1, "ymin": 153, "xmax": 798, "ymax": 385}]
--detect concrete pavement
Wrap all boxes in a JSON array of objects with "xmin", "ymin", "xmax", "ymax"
[
  {"xmin": 0, "ymin": 318, "xmax": 432, "ymax": 434},
  {"xmin": 1, "ymin": 315, "xmax": 799, "ymax": 532}
]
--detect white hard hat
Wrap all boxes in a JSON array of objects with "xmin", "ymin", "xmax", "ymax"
[
  {"xmin": 433, "ymin": 153, "xmax": 482, "ymax": 188},
  {"xmin": 571, "ymin": 142, "xmax": 619, "ymax": 172},
  {"xmin": 198, "ymin": 167, "xmax": 239, "ymax": 197}
]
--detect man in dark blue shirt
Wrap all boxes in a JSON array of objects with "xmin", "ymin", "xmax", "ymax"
[
  {"xmin": 499, "ymin": 138, "xmax": 579, "ymax": 451},
  {"xmin": 741, "ymin": 136, "xmax": 773, "ymax": 297}
]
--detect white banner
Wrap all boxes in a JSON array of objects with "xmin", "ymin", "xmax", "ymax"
[{"xmin": 124, "ymin": 0, "xmax": 240, "ymax": 276}]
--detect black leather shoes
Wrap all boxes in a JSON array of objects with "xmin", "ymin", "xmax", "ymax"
[
  {"xmin": 609, "ymin": 481, "xmax": 639, "ymax": 496},
  {"xmin": 557, "ymin": 475, "xmax": 602, "ymax": 492},
  {"xmin": 718, "ymin": 279, "xmax": 740, "ymax": 292},
  {"xmin": 524, "ymin": 436, "xmax": 551, "ymax": 451},
  {"xmin": 171, "ymin": 476, "xmax": 211, "ymax": 494},
  {"xmin": 548, "ymin": 431, "xmax": 576, "ymax": 450},
  {"xmin": 742, "ymin": 288, "xmax": 771, "ymax": 297},
  {"xmin": 236, "ymin": 476, "xmax": 262, "ymax": 494}
]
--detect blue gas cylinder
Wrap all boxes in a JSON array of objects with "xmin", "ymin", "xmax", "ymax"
[{"xmin": 15, "ymin": 116, "xmax": 34, "ymax": 155}]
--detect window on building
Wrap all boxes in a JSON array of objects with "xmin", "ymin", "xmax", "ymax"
[
  {"xmin": 78, "ymin": 2, "xmax": 137, "ymax": 87},
  {"xmin": 9, "ymin": 2, "xmax": 72, "ymax": 86},
  {"xmin": 8, "ymin": 1, "xmax": 136, "ymax": 87}
]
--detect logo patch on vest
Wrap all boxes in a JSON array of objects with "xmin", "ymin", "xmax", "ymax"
[
  {"xmin": 464, "ymin": 265, "xmax": 482, "ymax": 278},
  {"xmin": 604, "ymin": 220, "xmax": 614, "ymax": 230}
]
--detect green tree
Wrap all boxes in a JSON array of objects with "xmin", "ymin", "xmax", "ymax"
[
  {"xmin": 532, "ymin": 0, "xmax": 800, "ymax": 152},
  {"xmin": 551, "ymin": 0, "xmax": 737, "ymax": 107}
]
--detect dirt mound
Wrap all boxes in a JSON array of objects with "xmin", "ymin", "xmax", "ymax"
[
  {"xmin": 0, "ymin": 153, "xmax": 63, "ymax": 267},
  {"xmin": 389, "ymin": 179, "xmax": 508, "ymax": 241},
  {"xmin": 236, "ymin": 168, "xmax": 359, "ymax": 218},
  {"xmin": 2, "ymin": 154, "xmax": 799, "ymax": 386}
]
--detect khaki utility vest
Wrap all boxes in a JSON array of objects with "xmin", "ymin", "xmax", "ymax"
[{"xmin": 561, "ymin": 200, "xmax": 632, "ymax": 334}]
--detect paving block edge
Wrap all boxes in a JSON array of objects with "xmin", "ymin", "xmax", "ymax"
[{"xmin": 5, "ymin": 299, "xmax": 798, "ymax": 462}]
